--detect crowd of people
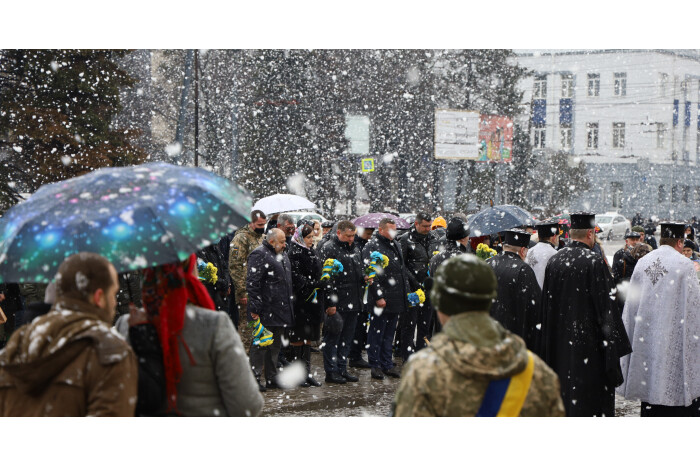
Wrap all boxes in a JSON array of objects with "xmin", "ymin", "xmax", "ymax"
[{"xmin": 2, "ymin": 206, "xmax": 700, "ymax": 417}]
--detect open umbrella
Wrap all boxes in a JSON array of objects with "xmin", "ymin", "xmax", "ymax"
[
  {"xmin": 0, "ymin": 162, "xmax": 252, "ymax": 283},
  {"xmin": 352, "ymin": 213, "xmax": 410, "ymax": 230},
  {"xmin": 466, "ymin": 205, "xmax": 536, "ymax": 237},
  {"xmin": 252, "ymin": 194, "xmax": 315, "ymax": 215}
]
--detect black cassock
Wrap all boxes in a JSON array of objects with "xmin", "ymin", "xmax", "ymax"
[
  {"xmin": 540, "ymin": 241, "xmax": 632, "ymax": 417},
  {"xmin": 486, "ymin": 251, "xmax": 542, "ymax": 352}
]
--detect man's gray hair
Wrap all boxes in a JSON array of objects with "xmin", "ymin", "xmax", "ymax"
[
  {"xmin": 278, "ymin": 213, "xmax": 294, "ymax": 226},
  {"xmin": 268, "ymin": 228, "xmax": 285, "ymax": 242}
]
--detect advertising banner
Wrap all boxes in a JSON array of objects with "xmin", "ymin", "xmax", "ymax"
[{"xmin": 434, "ymin": 109, "xmax": 513, "ymax": 162}]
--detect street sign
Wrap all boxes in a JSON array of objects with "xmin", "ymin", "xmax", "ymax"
[{"xmin": 361, "ymin": 158, "xmax": 375, "ymax": 172}]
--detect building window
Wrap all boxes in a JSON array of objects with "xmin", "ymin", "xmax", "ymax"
[
  {"xmin": 561, "ymin": 73, "xmax": 573, "ymax": 98},
  {"xmin": 659, "ymin": 185, "xmax": 667, "ymax": 203},
  {"xmin": 533, "ymin": 76, "xmax": 547, "ymax": 99},
  {"xmin": 672, "ymin": 185, "xmax": 681, "ymax": 203},
  {"xmin": 695, "ymin": 186, "xmax": 700, "ymax": 203},
  {"xmin": 586, "ymin": 122, "xmax": 599, "ymax": 149},
  {"xmin": 657, "ymin": 123, "xmax": 666, "ymax": 149},
  {"xmin": 613, "ymin": 122, "xmax": 625, "ymax": 148},
  {"xmin": 611, "ymin": 182, "xmax": 623, "ymax": 208},
  {"xmin": 560, "ymin": 124, "xmax": 572, "ymax": 150},
  {"xmin": 659, "ymin": 73, "xmax": 668, "ymax": 97},
  {"xmin": 533, "ymin": 126, "xmax": 546, "ymax": 149},
  {"xmin": 683, "ymin": 185, "xmax": 690, "ymax": 203},
  {"xmin": 614, "ymin": 72, "xmax": 627, "ymax": 96},
  {"xmin": 587, "ymin": 73, "xmax": 600, "ymax": 97}
]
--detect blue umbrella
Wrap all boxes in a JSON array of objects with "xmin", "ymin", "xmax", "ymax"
[
  {"xmin": 466, "ymin": 205, "xmax": 536, "ymax": 237},
  {"xmin": 0, "ymin": 162, "xmax": 252, "ymax": 283}
]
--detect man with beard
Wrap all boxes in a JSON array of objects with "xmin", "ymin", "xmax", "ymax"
[
  {"xmin": 486, "ymin": 230, "xmax": 541, "ymax": 352},
  {"xmin": 540, "ymin": 212, "xmax": 632, "ymax": 416},
  {"xmin": 525, "ymin": 221, "xmax": 560, "ymax": 290},
  {"xmin": 0, "ymin": 253, "xmax": 137, "ymax": 416}
]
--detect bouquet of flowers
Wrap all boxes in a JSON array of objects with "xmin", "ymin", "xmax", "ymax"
[
  {"xmin": 321, "ymin": 258, "xmax": 344, "ymax": 281},
  {"xmin": 407, "ymin": 288, "xmax": 426, "ymax": 307},
  {"xmin": 363, "ymin": 251, "xmax": 389, "ymax": 304},
  {"xmin": 249, "ymin": 317, "xmax": 274, "ymax": 347},
  {"xmin": 197, "ymin": 258, "xmax": 218, "ymax": 284},
  {"xmin": 475, "ymin": 243, "xmax": 497, "ymax": 261}
]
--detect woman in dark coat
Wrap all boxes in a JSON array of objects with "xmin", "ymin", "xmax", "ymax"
[{"xmin": 288, "ymin": 222, "xmax": 324, "ymax": 387}]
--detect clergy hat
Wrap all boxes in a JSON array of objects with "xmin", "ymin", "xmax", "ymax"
[
  {"xmin": 569, "ymin": 212, "xmax": 596, "ymax": 230},
  {"xmin": 536, "ymin": 222, "xmax": 559, "ymax": 238},
  {"xmin": 624, "ymin": 230, "xmax": 641, "ymax": 239},
  {"xmin": 503, "ymin": 229, "xmax": 531, "ymax": 247},
  {"xmin": 660, "ymin": 222, "xmax": 685, "ymax": 239},
  {"xmin": 446, "ymin": 217, "xmax": 470, "ymax": 240}
]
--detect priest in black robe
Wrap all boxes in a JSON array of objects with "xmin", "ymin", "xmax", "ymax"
[
  {"xmin": 540, "ymin": 212, "xmax": 632, "ymax": 417},
  {"xmin": 486, "ymin": 229, "xmax": 542, "ymax": 352}
]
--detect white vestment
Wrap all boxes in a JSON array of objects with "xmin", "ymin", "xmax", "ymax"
[
  {"xmin": 617, "ymin": 245, "xmax": 700, "ymax": 406},
  {"xmin": 525, "ymin": 241, "xmax": 557, "ymax": 290}
]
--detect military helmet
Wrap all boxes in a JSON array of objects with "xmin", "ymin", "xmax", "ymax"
[{"xmin": 431, "ymin": 254, "xmax": 497, "ymax": 315}]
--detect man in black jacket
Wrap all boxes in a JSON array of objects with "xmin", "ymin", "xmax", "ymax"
[
  {"xmin": 318, "ymin": 220, "xmax": 365, "ymax": 384},
  {"xmin": 397, "ymin": 212, "xmax": 440, "ymax": 359},
  {"xmin": 246, "ymin": 228, "xmax": 295, "ymax": 389},
  {"xmin": 363, "ymin": 218, "xmax": 410, "ymax": 379}
]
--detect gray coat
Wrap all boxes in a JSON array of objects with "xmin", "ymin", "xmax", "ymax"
[{"xmin": 116, "ymin": 305, "xmax": 263, "ymax": 416}]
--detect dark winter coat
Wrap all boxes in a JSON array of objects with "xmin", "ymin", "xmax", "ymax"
[
  {"xmin": 429, "ymin": 241, "xmax": 470, "ymax": 278},
  {"xmin": 288, "ymin": 241, "xmax": 324, "ymax": 342},
  {"xmin": 114, "ymin": 316, "xmax": 166, "ymax": 416},
  {"xmin": 540, "ymin": 241, "xmax": 632, "ymax": 417},
  {"xmin": 246, "ymin": 241, "xmax": 295, "ymax": 328},
  {"xmin": 318, "ymin": 235, "xmax": 364, "ymax": 315},
  {"xmin": 398, "ymin": 227, "xmax": 442, "ymax": 290},
  {"xmin": 362, "ymin": 232, "xmax": 410, "ymax": 315},
  {"xmin": 116, "ymin": 271, "xmax": 142, "ymax": 318},
  {"xmin": 611, "ymin": 248, "xmax": 637, "ymax": 285},
  {"xmin": 197, "ymin": 243, "xmax": 230, "ymax": 311},
  {"xmin": 486, "ymin": 251, "xmax": 542, "ymax": 352}
]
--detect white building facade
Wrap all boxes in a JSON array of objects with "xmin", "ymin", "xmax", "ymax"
[{"xmin": 514, "ymin": 50, "xmax": 700, "ymax": 220}]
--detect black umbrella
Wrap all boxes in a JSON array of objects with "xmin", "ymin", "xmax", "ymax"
[{"xmin": 466, "ymin": 205, "xmax": 536, "ymax": 237}]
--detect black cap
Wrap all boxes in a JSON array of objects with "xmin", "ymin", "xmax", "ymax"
[
  {"xmin": 446, "ymin": 217, "xmax": 470, "ymax": 241},
  {"xmin": 570, "ymin": 212, "xmax": 596, "ymax": 230},
  {"xmin": 624, "ymin": 230, "xmax": 641, "ymax": 239},
  {"xmin": 660, "ymin": 222, "xmax": 685, "ymax": 239},
  {"xmin": 321, "ymin": 221, "xmax": 334, "ymax": 228},
  {"xmin": 684, "ymin": 239, "xmax": 698, "ymax": 251},
  {"xmin": 503, "ymin": 229, "xmax": 531, "ymax": 247},
  {"xmin": 536, "ymin": 222, "xmax": 559, "ymax": 238}
]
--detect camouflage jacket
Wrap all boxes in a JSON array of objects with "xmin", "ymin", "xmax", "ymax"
[
  {"xmin": 229, "ymin": 224, "xmax": 263, "ymax": 299},
  {"xmin": 393, "ymin": 312, "xmax": 565, "ymax": 417}
]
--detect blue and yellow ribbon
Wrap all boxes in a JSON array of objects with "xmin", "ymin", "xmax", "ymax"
[{"xmin": 476, "ymin": 351, "xmax": 535, "ymax": 417}]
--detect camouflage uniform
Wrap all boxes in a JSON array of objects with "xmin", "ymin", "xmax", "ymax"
[
  {"xmin": 229, "ymin": 224, "xmax": 263, "ymax": 349},
  {"xmin": 393, "ymin": 312, "xmax": 565, "ymax": 417}
]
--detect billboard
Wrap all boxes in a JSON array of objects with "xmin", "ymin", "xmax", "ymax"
[
  {"xmin": 434, "ymin": 109, "xmax": 513, "ymax": 162},
  {"xmin": 345, "ymin": 115, "xmax": 370, "ymax": 155}
]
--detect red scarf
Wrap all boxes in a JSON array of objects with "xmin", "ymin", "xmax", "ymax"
[{"xmin": 142, "ymin": 254, "xmax": 215, "ymax": 413}]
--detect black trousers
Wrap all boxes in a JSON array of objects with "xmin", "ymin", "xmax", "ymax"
[
  {"xmin": 396, "ymin": 307, "xmax": 417, "ymax": 361},
  {"xmin": 641, "ymin": 398, "xmax": 700, "ymax": 417}
]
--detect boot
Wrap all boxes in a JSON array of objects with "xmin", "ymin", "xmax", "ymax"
[
  {"xmin": 291, "ymin": 346, "xmax": 311, "ymax": 387},
  {"xmin": 302, "ymin": 345, "xmax": 322, "ymax": 387}
]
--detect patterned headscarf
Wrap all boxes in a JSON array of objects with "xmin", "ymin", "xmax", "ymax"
[{"xmin": 141, "ymin": 253, "xmax": 215, "ymax": 413}]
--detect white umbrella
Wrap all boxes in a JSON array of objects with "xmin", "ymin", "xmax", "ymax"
[{"xmin": 252, "ymin": 193, "xmax": 316, "ymax": 215}]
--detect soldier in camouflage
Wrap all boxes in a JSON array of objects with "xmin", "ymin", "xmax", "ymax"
[
  {"xmin": 393, "ymin": 255, "xmax": 565, "ymax": 417},
  {"xmin": 229, "ymin": 210, "xmax": 267, "ymax": 352}
]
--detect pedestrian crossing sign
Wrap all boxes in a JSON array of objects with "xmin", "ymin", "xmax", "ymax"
[{"xmin": 361, "ymin": 158, "xmax": 375, "ymax": 172}]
